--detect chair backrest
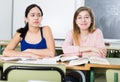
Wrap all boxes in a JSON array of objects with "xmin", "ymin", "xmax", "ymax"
[
  {"xmin": 106, "ymin": 69, "xmax": 120, "ymax": 82},
  {"xmin": 2, "ymin": 62, "xmax": 66, "ymax": 82}
]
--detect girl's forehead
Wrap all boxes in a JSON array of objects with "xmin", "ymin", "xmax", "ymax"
[
  {"xmin": 29, "ymin": 7, "xmax": 41, "ymax": 14},
  {"xmin": 78, "ymin": 10, "xmax": 90, "ymax": 16}
]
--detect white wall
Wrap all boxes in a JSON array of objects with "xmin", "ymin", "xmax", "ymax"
[
  {"xmin": 0, "ymin": 0, "xmax": 84, "ymax": 40},
  {"xmin": 0, "ymin": 0, "xmax": 12, "ymax": 40},
  {"xmin": 13, "ymin": 0, "xmax": 84, "ymax": 39},
  {"xmin": 75, "ymin": 0, "xmax": 85, "ymax": 9}
]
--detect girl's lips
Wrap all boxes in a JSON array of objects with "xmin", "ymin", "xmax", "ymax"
[
  {"xmin": 81, "ymin": 23, "xmax": 87, "ymax": 25},
  {"xmin": 33, "ymin": 21, "xmax": 39, "ymax": 24}
]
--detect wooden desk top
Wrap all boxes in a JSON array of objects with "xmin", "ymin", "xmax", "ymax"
[
  {"xmin": 0, "ymin": 40, "xmax": 9, "ymax": 46},
  {"xmin": 65, "ymin": 64, "xmax": 90, "ymax": 70},
  {"xmin": 58, "ymin": 62, "xmax": 90, "ymax": 70},
  {"xmin": 1, "ymin": 58, "xmax": 120, "ymax": 71},
  {"xmin": 60, "ymin": 58, "xmax": 120, "ymax": 70},
  {"xmin": 86, "ymin": 58, "xmax": 120, "ymax": 69},
  {"xmin": 87, "ymin": 64, "xmax": 120, "ymax": 69},
  {"xmin": 106, "ymin": 46, "xmax": 120, "ymax": 50}
]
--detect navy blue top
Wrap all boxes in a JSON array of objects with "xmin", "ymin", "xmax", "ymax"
[{"xmin": 20, "ymin": 27, "xmax": 47, "ymax": 51}]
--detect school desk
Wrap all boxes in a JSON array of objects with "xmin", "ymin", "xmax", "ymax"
[
  {"xmin": 0, "ymin": 57, "xmax": 120, "ymax": 82},
  {"xmin": 87, "ymin": 58, "xmax": 120, "ymax": 82},
  {"xmin": 0, "ymin": 60, "xmax": 89, "ymax": 82},
  {"xmin": 0, "ymin": 40, "xmax": 9, "ymax": 54}
]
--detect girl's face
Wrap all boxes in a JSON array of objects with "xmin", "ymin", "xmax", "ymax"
[
  {"xmin": 76, "ymin": 10, "xmax": 92, "ymax": 30},
  {"xmin": 25, "ymin": 7, "xmax": 42, "ymax": 28}
]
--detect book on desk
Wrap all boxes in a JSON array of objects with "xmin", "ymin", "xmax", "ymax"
[
  {"xmin": 0, "ymin": 54, "xmax": 109, "ymax": 66},
  {"xmin": 68, "ymin": 56, "xmax": 110, "ymax": 66},
  {"xmin": 55, "ymin": 54, "xmax": 109, "ymax": 66},
  {"xmin": 0, "ymin": 56, "xmax": 57, "ymax": 64}
]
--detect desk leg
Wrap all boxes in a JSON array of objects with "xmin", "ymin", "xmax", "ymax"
[
  {"xmin": 0, "ymin": 46, "xmax": 2, "ymax": 54},
  {"xmin": 114, "ymin": 73, "xmax": 118, "ymax": 82},
  {"xmin": 0, "ymin": 66, "xmax": 3, "ymax": 80},
  {"xmin": 0, "ymin": 45, "xmax": 4, "ymax": 54},
  {"xmin": 90, "ymin": 68, "xmax": 94, "ymax": 82}
]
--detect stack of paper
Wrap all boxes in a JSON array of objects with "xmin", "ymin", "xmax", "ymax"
[
  {"xmin": 17, "ymin": 58, "xmax": 57, "ymax": 64},
  {"xmin": 0, "ymin": 56, "xmax": 36, "ymax": 61},
  {"xmin": 59, "ymin": 55, "xmax": 79, "ymax": 62}
]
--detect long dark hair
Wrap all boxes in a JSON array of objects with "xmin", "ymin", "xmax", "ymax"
[{"xmin": 17, "ymin": 4, "xmax": 43, "ymax": 39}]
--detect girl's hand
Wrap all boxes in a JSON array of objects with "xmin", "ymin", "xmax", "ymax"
[
  {"xmin": 22, "ymin": 51, "xmax": 40, "ymax": 58},
  {"xmin": 91, "ymin": 47, "xmax": 106, "ymax": 57}
]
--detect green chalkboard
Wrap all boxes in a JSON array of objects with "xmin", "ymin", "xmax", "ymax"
[{"xmin": 85, "ymin": 0, "xmax": 120, "ymax": 39}]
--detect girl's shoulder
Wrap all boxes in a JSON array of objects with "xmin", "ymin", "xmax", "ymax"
[
  {"xmin": 67, "ymin": 29, "xmax": 73, "ymax": 34},
  {"xmin": 12, "ymin": 32, "xmax": 22, "ymax": 42},
  {"xmin": 41, "ymin": 26, "xmax": 51, "ymax": 31},
  {"xmin": 14, "ymin": 32, "xmax": 21, "ymax": 37},
  {"xmin": 93, "ymin": 28, "xmax": 102, "ymax": 34},
  {"xmin": 42, "ymin": 25, "xmax": 50, "ymax": 29}
]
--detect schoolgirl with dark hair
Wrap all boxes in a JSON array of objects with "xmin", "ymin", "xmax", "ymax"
[{"xmin": 3, "ymin": 4, "xmax": 55, "ymax": 58}]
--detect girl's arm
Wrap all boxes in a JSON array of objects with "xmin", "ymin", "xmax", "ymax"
[{"xmin": 23, "ymin": 26, "xmax": 55, "ymax": 58}]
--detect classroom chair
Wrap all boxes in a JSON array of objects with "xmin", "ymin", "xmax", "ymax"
[
  {"xmin": 1, "ymin": 62, "xmax": 66, "ymax": 82},
  {"xmin": 106, "ymin": 69, "xmax": 120, "ymax": 82},
  {"xmin": 65, "ymin": 70, "xmax": 86, "ymax": 82}
]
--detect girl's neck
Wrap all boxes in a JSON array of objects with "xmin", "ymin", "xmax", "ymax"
[
  {"xmin": 80, "ymin": 29, "xmax": 89, "ymax": 36},
  {"xmin": 28, "ymin": 26, "xmax": 40, "ymax": 33},
  {"xmin": 80, "ymin": 30, "xmax": 89, "ymax": 42}
]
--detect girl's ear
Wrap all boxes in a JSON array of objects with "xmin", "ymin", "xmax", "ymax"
[
  {"xmin": 75, "ymin": 19, "xmax": 78, "ymax": 26},
  {"xmin": 24, "ymin": 17, "xmax": 27, "ymax": 23}
]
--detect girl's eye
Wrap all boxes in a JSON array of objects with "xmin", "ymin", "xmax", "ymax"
[
  {"xmin": 30, "ymin": 14, "xmax": 35, "ymax": 17},
  {"xmin": 30, "ymin": 14, "xmax": 41, "ymax": 17},
  {"xmin": 37, "ymin": 14, "xmax": 41, "ymax": 17},
  {"xmin": 77, "ymin": 17, "xmax": 82, "ymax": 19},
  {"xmin": 85, "ymin": 16, "xmax": 89, "ymax": 18}
]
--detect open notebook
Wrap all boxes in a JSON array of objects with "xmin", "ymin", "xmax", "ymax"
[
  {"xmin": 0, "ymin": 56, "xmax": 36, "ymax": 61},
  {"xmin": 0, "ymin": 56, "xmax": 57, "ymax": 64},
  {"xmin": 68, "ymin": 56, "xmax": 110, "ymax": 66},
  {"xmin": 55, "ymin": 53, "xmax": 80, "ymax": 62},
  {"xmin": 59, "ymin": 55, "xmax": 79, "ymax": 62}
]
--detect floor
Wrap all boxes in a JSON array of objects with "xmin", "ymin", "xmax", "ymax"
[
  {"xmin": 94, "ymin": 68, "xmax": 107, "ymax": 82},
  {"xmin": 95, "ymin": 73, "xmax": 106, "ymax": 82}
]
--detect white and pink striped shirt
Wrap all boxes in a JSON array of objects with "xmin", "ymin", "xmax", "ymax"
[{"xmin": 62, "ymin": 28, "xmax": 106, "ymax": 58}]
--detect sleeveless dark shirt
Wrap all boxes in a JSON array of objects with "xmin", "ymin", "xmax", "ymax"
[{"xmin": 20, "ymin": 27, "xmax": 47, "ymax": 51}]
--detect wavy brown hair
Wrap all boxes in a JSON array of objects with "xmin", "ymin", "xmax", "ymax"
[{"xmin": 73, "ymin": 6, "xmax": 96, "ymax": 45}]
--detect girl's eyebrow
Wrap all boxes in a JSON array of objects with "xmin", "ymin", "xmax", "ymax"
[
  {"xmin": 78, "ymin": 14, "xmax": 90, "ymax": 17},
  {"xmin": 30, "ymin": 13, "xmax": 41, "ymax": 14}
]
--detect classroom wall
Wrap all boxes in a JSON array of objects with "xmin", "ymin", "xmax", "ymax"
[
  {"xmin": 0, "ymin": 0, "xmax": 84, "ymax": 40},
  {"xmin": 0, "ymin": 0, "xmax": 13, "ymax": 40}
]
